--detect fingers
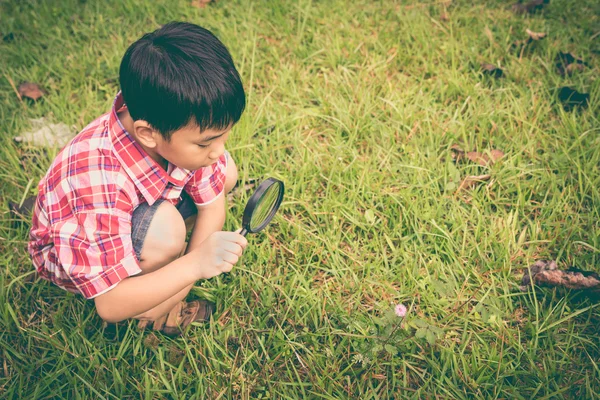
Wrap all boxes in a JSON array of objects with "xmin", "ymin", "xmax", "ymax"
[
  {"xmin": 221, "ymin": 251, "xmax": 239, "ymax": 266},
  {"xmin": 220, "ymin": 251, "xmax": 239, "ymax": 273},
  {"xmin": 216, "ymin": 231, "xmax": 248, "ymax": 249},
  {"xmin": 221, "ymin": 241, "xmax": 243, "ymax": 256},
  {"xmin": 221, "ymin": 263, "xmax": 233, "ymax": 273},
  {"xmin": 202, "ymin": 231, "xmax": 248, "ymax": 277}
]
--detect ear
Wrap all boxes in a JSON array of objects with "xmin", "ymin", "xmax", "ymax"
[{"xmin": 133, "ymin": 120, "xmax": 160, "ymax": 148}]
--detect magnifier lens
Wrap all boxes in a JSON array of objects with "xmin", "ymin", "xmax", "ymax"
[
  {"xmin": 240, "ymin": 177, "xmax": 284, "ymax": 237},
  {"xmin": 249, "ymin": 182, "xmax": 281, "ymax": 231}
]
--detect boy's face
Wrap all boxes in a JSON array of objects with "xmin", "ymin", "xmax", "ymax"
[{"xmin": 154, "ymin": 123, "xmax": 231, "ymax": 171}]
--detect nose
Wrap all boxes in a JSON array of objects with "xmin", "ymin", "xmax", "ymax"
[{"xmin": 208, "ymin": 144, "xmax": 225, "ymax": 160}]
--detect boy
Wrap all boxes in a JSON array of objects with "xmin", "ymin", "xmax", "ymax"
[{"xmin": 28, "ymin": 22, "xmax": 248, "ymax": 336}]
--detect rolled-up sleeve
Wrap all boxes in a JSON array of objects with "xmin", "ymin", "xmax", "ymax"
[
  {"xmin": 52, "ymin": 208, "xmax": 141, "ymax": 299},
  {"xmin": 184, "ymin": 152, "xmax": 228, "ymax": 206},
  {"xmin": 40, "ymin": 173, "xmax": 143, "ymax": 299}
]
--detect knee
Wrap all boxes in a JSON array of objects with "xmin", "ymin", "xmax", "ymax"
[
  {"xmin": 138, "ymin": 201, "xmax": 186, "ymax": 271},
  {"xmin": 224, "ymin": 155, "xmax": 238, "ymax": 194}
]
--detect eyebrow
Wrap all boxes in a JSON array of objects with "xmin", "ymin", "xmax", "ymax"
[{"xmin": 199, "ymin": 131, "xmax": 227, "ymax": 142}]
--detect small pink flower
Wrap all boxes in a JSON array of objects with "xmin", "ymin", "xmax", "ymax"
[{"xmin": 394, "ymin": 303, "xmax": 407, "ymax": 318}]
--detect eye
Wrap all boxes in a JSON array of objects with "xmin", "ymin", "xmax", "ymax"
[{"xmin": 197, "ymin": 144, "xmax": 208, "ymax": 148}]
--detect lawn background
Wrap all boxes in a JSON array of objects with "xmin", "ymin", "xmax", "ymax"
[{"xmin": 1, "ymin": 0, "xmax": 599, "ymax": 398}]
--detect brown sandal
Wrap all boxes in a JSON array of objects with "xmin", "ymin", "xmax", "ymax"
[{"xmin": 138, "ymin": 300, "xmax": 215, "ymax": 337}]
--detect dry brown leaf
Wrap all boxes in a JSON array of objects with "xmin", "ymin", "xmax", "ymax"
[
  {"xmin": 18, "ymin": 82, "xmax": 45, "ymax": 101},
  {"xmin": 457, "ymin": 174, "xmax": 490, "ymax": 192},
  {"xmin": 467, "ymin": 149, "xmax": 505, "ymax": 166},
  {"xmin": 526, "ymin": 29, "xmax": 547, "ymax": 40},
  {"xmin": 466, "ymin": 152, "xmax": 489, "ymax": 166},
  {"xmin": 489, "ymin": 149, "xmax": 504, "ymax": 163},
  {"xmin": 453, "ymin": 146, "xmax": 504, "ymax": 166},
  {"xmin": 191, "ymin": 0, "xmax": 212, "ymax": 8}
]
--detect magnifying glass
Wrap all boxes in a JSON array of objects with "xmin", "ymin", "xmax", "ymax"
[{"xmin": 239, "ymin": 177, "xmax": 284, "ymax": 236}]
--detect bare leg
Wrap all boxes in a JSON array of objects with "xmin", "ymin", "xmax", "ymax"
[
  {"xmin": 132, "ymin": 201, "xmax": 190, "ymax": 321},
  {"xmin": 135, "ymin": 155, "xmax": 239, "ymax": 321}
]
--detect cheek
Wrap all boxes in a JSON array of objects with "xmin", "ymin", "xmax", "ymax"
[
  {"xmin": 197, "ymin": 146, "xmax": 208, "ymax": 155},
  {"xmin": 193, "ymin": 146, "xmax": 209, "ymax": 160}
]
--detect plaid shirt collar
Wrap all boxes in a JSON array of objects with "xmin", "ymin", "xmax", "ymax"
[{"xmin": 108, "ymin": 92, "xmax": 193, "ymax": 205}]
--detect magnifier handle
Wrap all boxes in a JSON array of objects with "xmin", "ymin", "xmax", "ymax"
[{"xmin": 240, "ymin": 227, "xmax": 248, "ymax": 237}]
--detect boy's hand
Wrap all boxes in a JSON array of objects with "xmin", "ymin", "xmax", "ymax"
[{"xmin": 191, "ymin": 231, "xmax": 247, "ymax": 279}]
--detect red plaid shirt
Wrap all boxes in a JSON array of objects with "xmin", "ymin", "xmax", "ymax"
[{"xmin": 28, "ymin": 93, "xmax": 227, "ymax": 299}]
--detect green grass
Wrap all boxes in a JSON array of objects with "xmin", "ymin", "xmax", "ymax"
[{"xmin": 1, "ymin": 0, "xmax": 599, "ymax": 398}]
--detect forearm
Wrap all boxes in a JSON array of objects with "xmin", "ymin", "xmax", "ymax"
[
  {"xmin": 94, "ymin": 254, "xmax": 198, "ymax": 323},
  {"xmin": 186, "ymin": 194, "xmax": 226, "ymax": 253}
]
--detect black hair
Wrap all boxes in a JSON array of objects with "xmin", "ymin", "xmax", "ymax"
[{"xmin": 119, "ymin": 22, "xmax": 245, "ymax": 139}]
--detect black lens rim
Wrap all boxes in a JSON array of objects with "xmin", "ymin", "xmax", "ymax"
[{"xmin": 242, "ymin": 177, "xmax": 284, "ymax": 233}]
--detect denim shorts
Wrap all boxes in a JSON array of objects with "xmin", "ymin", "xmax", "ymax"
[{"xmin": 130, "ymin": 191, "xmax": 197, "ymax": 260}]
